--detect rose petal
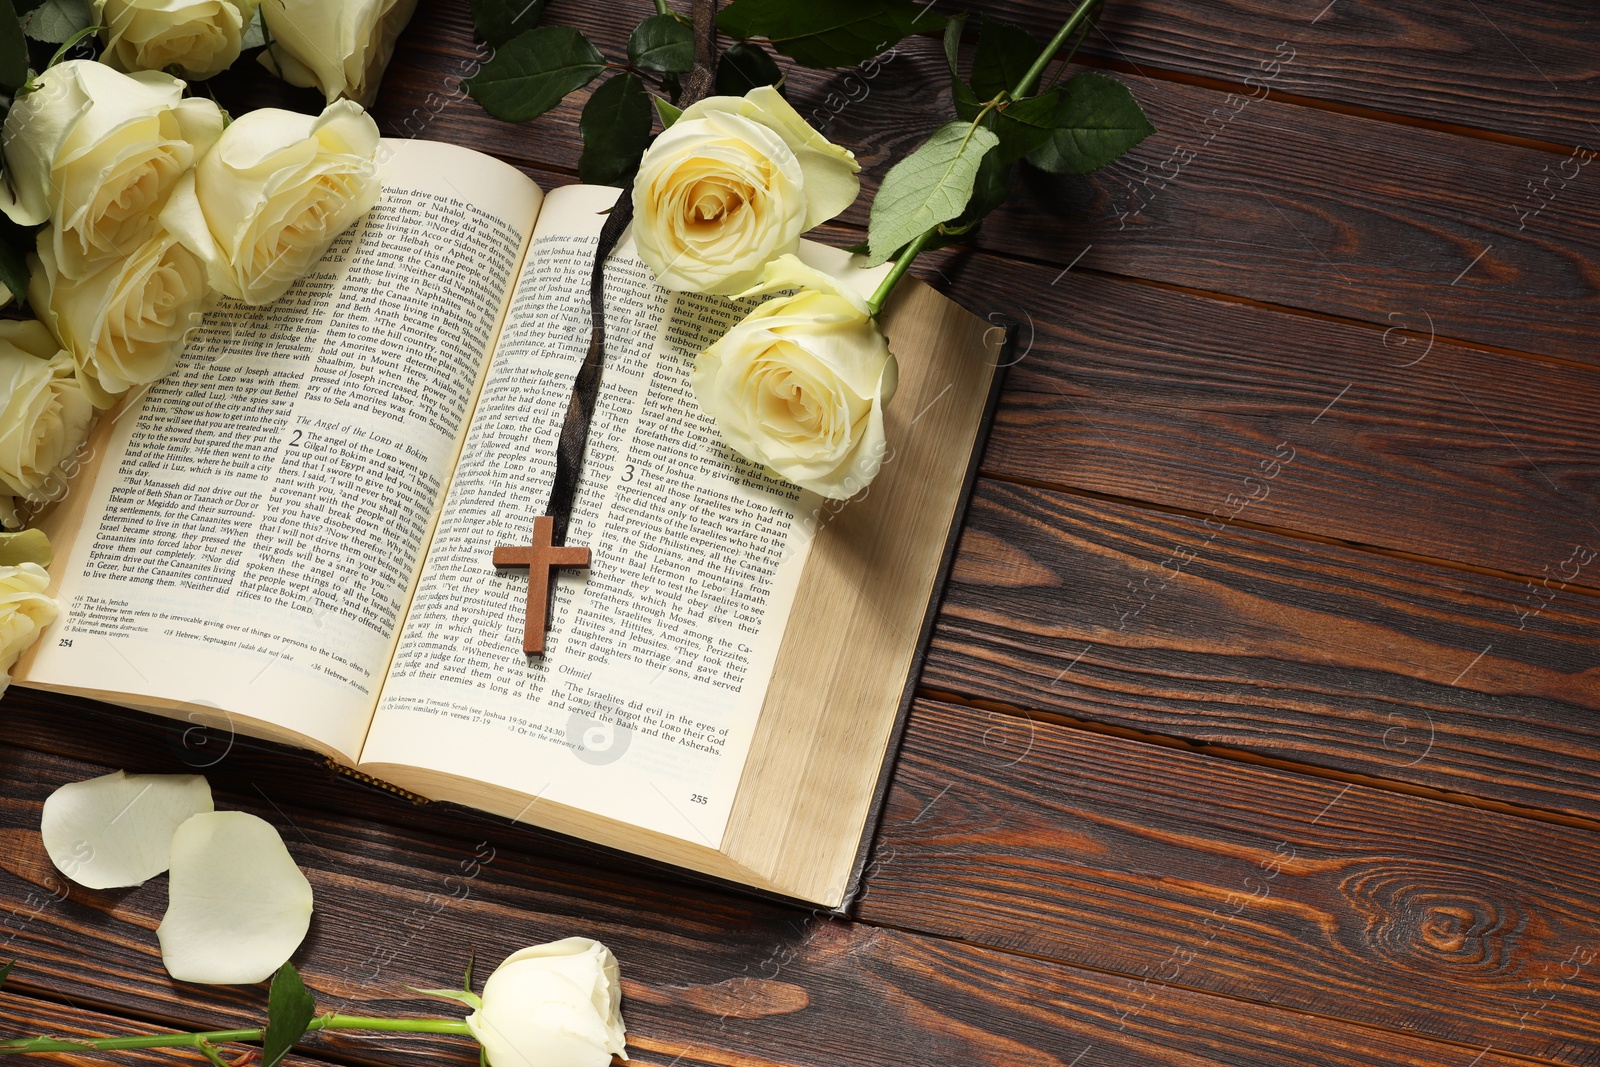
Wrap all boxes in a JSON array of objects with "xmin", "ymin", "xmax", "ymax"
[
  {"xmin": 467, "ymin": 970, "xmax": 616, "ymax": 1067},
  {"xmin": 491, "ymin": 939, "xmax": 626, "ymax": 1054},
  {"xmin": 157, "ymin": 810, "xmax": 313, "ymax": 984},
  {"xmin": 40, "ymin": 770, "xmax": 213, "ymax": 889}
]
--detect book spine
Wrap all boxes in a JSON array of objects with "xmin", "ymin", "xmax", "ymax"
[
  {"xmin": 325, "ymin": 759, "xmax": 432, "ymax": 805},
  {"xmin": 829, "ymin": 320, "xmax": 1019, "ymax": 918}
]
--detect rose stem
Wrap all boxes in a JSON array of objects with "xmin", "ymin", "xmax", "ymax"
[
  {"xmin": 866, "ymin": 228, "xmax": 933, "ymax": 318},
  {"xmin": 1009, "ymin": 0, "xmax": 1103, "ymax": 99},
  {"xmin": 865, "ymin": 0, "xmax": 1103, "ymax": 317},
  {"xmin": 0, "ymin": 1015, "xmax": 472, "ymax": 1056}
]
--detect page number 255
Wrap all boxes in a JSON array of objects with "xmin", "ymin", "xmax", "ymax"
[{"xmin": 690, "ymin": 793, "xmax": 708, "ymax": 805}]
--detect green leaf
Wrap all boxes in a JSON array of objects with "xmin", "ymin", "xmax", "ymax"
[
  {"xmin": 994, "ymin": 90, "xmax": 1059, "ymax": 163},
  {"xmin": 262, "ymin": 964, "xmax": 316, "ymax": 1067},
  {"xmin": 951, "ymin": 76, "xmax": 984, "ymax": 123},
  {"xmin": 971, "ymin": 16, "xmax": 1039, "ymax": 99},
  {"xmin": 0, "ymin": 0, "xmax": 31, "ymax": 93},
  {"xmin": 408, "ymin": 985, "xmax": 485, "ymax": 1010},
  {"xmin": 579, "ymin": 73, "xmax": 652, "ymax": 186},
  {"xmin": 1026, "ymin": 70, "xmax": 1155, "ymax": 176},
  {"xmin": 867, "ymin": 120, "xmax": 999, "ymax": 265},
  {"xmin": 18, "ymin": 0, "xmax": 87, "ymax": 43},
  {"xmin": 0, "ymin": 960, "xmax": 12, "ymax": 990},
  {"xmin": 471, "ymin": 0, "xmax": 545, "ymax": 47},
  {"xmin": 956, "ymin": 144, "xmax": 1012, "ymax": 223},
  {"xmin": 628, "ymin": 13, "xmax": 693, "ymax": 74},
  {"xmin": 44, "ymin": 20, "xmax": 94, "ymax": 66},
  {"xmin": 718, "ymin": 0, "xmax": 942, "ymax": 70},
  {"xmin": 238, "ymin": 4, "xmax": 264, "ymax": 50},
  {"xmin": 941, "ymin": 11, "xmax": 966, "ymax": 78},
  {"xmin": 653, "ymin": 95, "xmax": 682, "ymax": 127},
  {"xmin": 716, "ymin": 39, "xmax": 781, "ymax": 96},
  {"xmin": 464, "ymin": 25, "xmax": 604, "ymax": 123}
]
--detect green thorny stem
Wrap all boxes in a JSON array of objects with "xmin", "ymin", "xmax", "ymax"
[
  {"xmin": 0, "ymin": 1014, "xmax": 473, "ymax": 1057},
  {"xmin": 864, "ymin": 0, "xmax": 1104, "ymax": 318}
]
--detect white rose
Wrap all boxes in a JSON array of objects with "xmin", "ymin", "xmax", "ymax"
[
  {"xmin": 31, "ymin": 225, "xmax": 211, "ymax": 408},
  {"xmin": 258, "ymin": 0, "xmax": 420, "ymax": 107},
  {"xmin": 95, "ymin": 0, "xmax": 262, "ymax": 80},
  {"xmin": 0, "ymin": 61, "xmax": 224, "ymax": 280},
  {"xmin": 161, "ymin": 100, "xmax": 381, "ymax": 305},
  {"xmin": 465, "ymin": 938, "xmax": 628, "ymax": 1067},
  {"xmin": 0, "ymin": 320, "xmax": 95, "ymax": 511},
  {"xmin": 632, "ymin": 85, "xmax": 860, "ymax": 295},
  {"xmin": 693, "ymin": 255, "xmax": 897, "ymax": 499},
  {"xmin": 0, "ymin": 563, "xmax": 58, "ymax": 694}
]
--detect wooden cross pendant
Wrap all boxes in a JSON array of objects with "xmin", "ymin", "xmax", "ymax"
[{"xmin": 493, "ymin": 516, "xmax": 590, "ymax": 655}]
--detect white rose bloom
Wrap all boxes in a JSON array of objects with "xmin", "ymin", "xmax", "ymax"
[
  {"xmin": 0, "ymin": 319, "xmax": 95, "ymax": 508},
  {"xmin": 466, "ymin": 938, "xmax": 628, "ymax": 1067},
  {"xmin": 161, "ymin": 100, "xmax": 381, "ymax": 305},
  {"xmin": 693, "ymin": 255, "xmax": 897, "ymax": 499},
  {"xmin": 0, "ymin": 562, "xmax": 57, "ymax": 694},
  {"xmin": 259, "ymin": 0, "xmax": 420, "ymax": 107},
  {"xmin": 95, "ymin": 0, "xmax": 262, "ymax": 80},
  {"xmin": 31, "ymin": 225, "xmax": 211, "ymax": 408},
  {"xmin": 632, "ymin": 85, "xmax": 860, "ymax": 295},
  {"xmin": 0, "ymin": 61, "xmax": 224, "ymax": 280}
]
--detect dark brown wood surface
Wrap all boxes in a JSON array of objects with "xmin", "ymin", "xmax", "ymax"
[{"xmin": 4, "ymin": 2, "xmax": 1598, "ymax": 1066}]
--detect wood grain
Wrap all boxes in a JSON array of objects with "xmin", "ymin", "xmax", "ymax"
[
  {"xmin": 962, "ymin": 70, "xmax": 1600, "ymax": 366},
  {"xmin": 951, "ymin": 258, "xmax": 1600, "ymax": 587},
  {"xmin": 0, "ymin": 4, "xmax": 1593, "ymax": 1067},
  {"xmin": 1003, "ymin": 0, "xmax": 1600, "ymax": 149},
  {"xmin": 861, "ymin": 700, "xmax": 1600, "ymax": 1065},
  {"xmin": 0, "ymin": 728, "xmax": 1554, "ymax": 1067},
  {"xmin": 922, "ymin": 478, "xmax": 1600, "ymax": 822}
]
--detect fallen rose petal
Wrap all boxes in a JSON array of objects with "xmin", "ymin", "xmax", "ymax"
[
  {"xmin": 157, "ymin": 811, "xmax": 314, "ymax": 984},
  {"xmin": 40, "ymin": 771, "xmax": 214, "ymax": 889}
]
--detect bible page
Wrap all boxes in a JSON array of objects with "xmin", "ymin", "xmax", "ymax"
[
  {"xmin": 361, "ymin": 184, "xmax": 818, "ymax": 846},
  {"xmin": 19, "ymin": 140, "xmax": 541, "ymax": 761}
]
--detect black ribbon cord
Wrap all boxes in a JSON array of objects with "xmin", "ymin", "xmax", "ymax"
[{"xmin": 541, "ymin": 2, "xmax": 719, "ymax": 546}]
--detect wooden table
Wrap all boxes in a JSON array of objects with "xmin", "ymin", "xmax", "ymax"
[{"xmin": 4, "ymin": 2, "xmax": 1598, "ymax": 1065}]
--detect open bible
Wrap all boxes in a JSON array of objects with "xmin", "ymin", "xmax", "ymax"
[{"xmin": 13, "ymin": 138, "xmax": 1003, "ymax": 909}]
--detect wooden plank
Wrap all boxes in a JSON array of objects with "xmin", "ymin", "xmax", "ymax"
[
  {"xmin": 923, "ymin": 479, "xmax": 1600, "ymax": 821},
  {"xmin": 1004, "ymin": 0, "xmax": 1600, "ymax": 149},
  {"xmin": 861, "ymin": 700, "xmax": 1600, "ymax": 1066},
  {"xmin": 0, "ymin": 729, "xmax": 1551, "ymax": 1067},
  {"xmin": 960, "ymin": 260, "xmax": 1600, "ymax": 586},
  {"xmin": 375, "ymin": 7, "xmax": 1600, "ymax": 365},
  {"xmin": 967, "ymin": 70, "xmax": 1600, "ymax": 365}
]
